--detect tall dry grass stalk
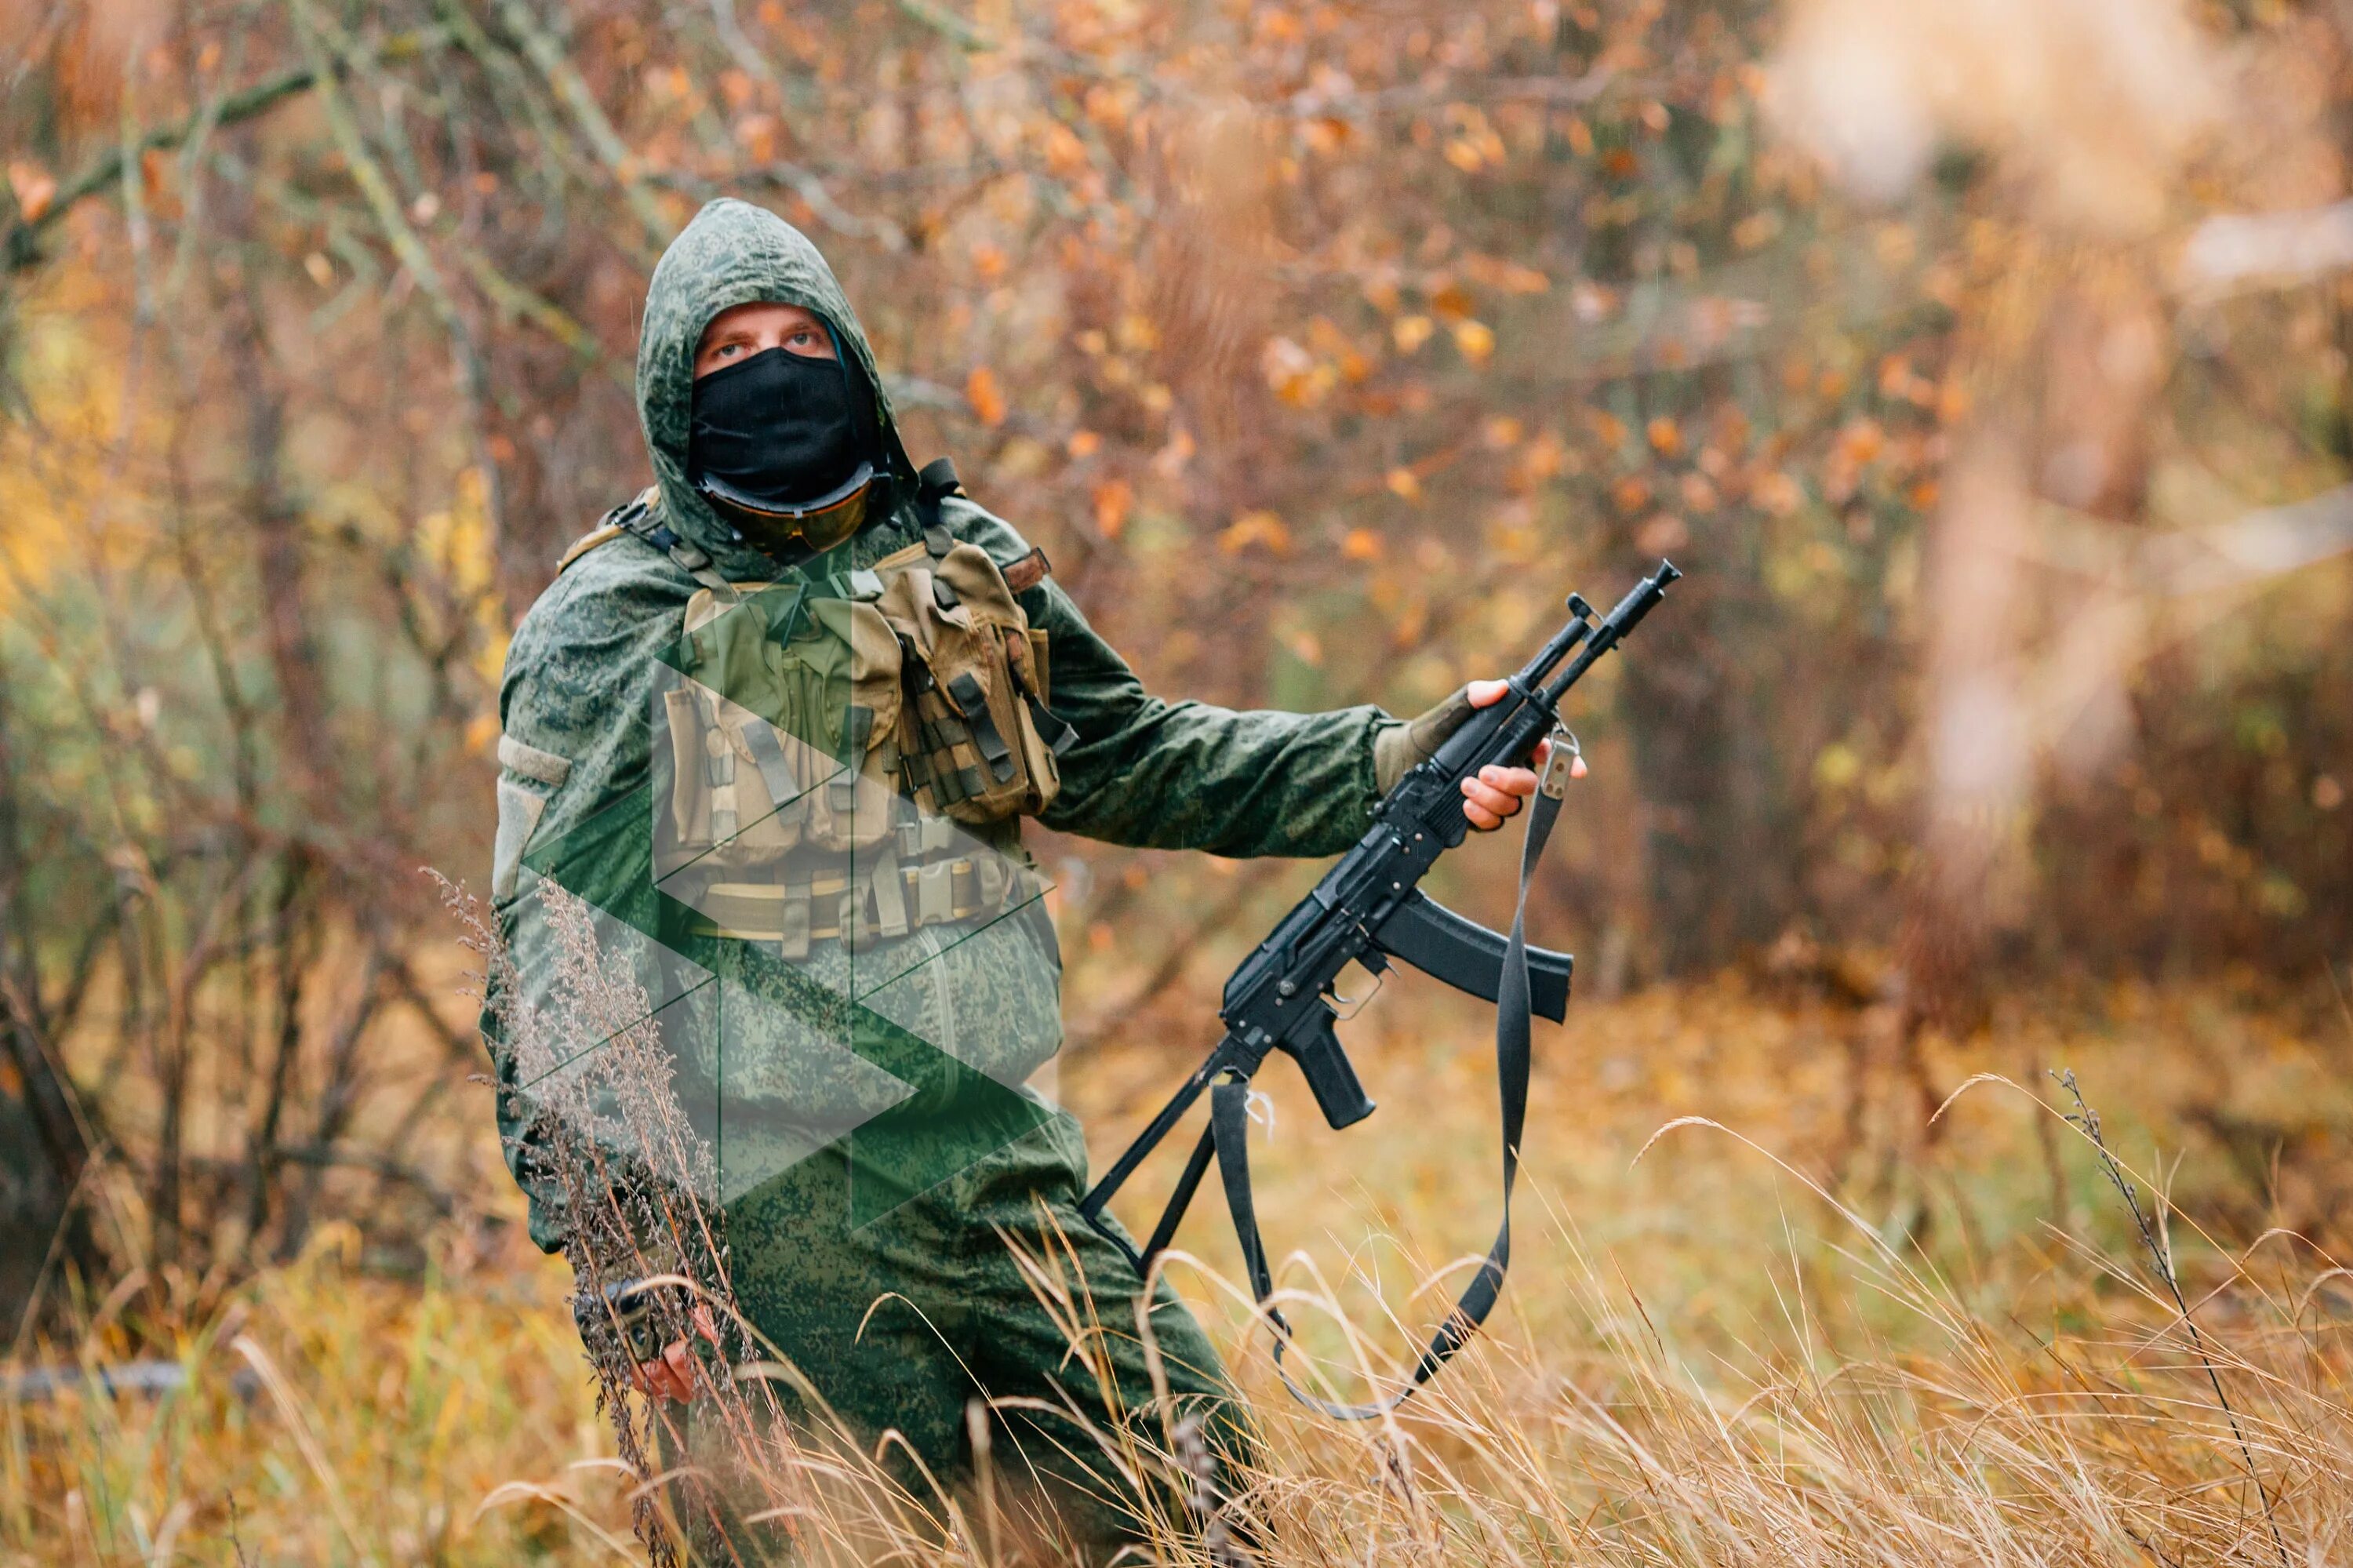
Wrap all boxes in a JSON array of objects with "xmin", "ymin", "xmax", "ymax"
[{"xmin": 5, "ymin": 977, "xmax": 2349, "ymax": 1564}]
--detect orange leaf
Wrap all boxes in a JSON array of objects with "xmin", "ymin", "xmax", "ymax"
[
  {"xmin": 8, "ymin": 162, "xmax": 56, "ymax": 223},
  {"xmin": 1042, "ymin": 122, "xmax": 1089, "ymax": 178},
  {"xmin": 1219, "ymin": 510, "xmax": 1291, "ymax": 555},
  {"xmin": 1464, "ymin": 253, "xmax": 1550, "ymax": 294},
  {"xmin": 1835, "ymin": 418, "xmax": 1884, "ymax": 467},
  {"xmin": 1341, "ymin": 527, "xmax": 1385, "ymax": 562},
  {"xmin": 1092, "ymin": 478, "xmax": 1133, "ymax": 539},
  {"xmin": 966, "ymin": 366, "xmax": 1006, "ymax": 427}
]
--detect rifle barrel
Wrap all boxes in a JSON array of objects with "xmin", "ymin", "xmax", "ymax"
[
  {"xmin": 1539, "ymin": 559, "xmax": 1679, "ymax": 706},
  {"xmin": 1513, "ymin": 606, "xmax": 1595, "ymax": 690}
]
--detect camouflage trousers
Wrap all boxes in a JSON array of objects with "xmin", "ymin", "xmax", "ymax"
[{"xmin": 673, "ymin": 1103, "xmax": 1253, "ymax": 1562}]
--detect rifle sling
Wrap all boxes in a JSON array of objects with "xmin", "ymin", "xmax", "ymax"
[{"xmin": 1112, "ymin": 784, "xmax": 1564, "ymax": 1420}]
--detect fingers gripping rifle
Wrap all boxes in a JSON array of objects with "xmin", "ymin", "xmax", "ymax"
[{"xmin": 1078, "ymin": 561, "xmax": 1682, "ymax": 1417}]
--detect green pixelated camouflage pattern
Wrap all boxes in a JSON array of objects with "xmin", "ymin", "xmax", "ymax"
[{"xmin": 484, "ymin": 198, "xmax": 1376, "ymax": 1544}]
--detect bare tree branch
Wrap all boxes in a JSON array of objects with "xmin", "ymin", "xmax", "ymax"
[{"xmin": 2, "ymin": 27, "xmax": 455, "ymax": 274}]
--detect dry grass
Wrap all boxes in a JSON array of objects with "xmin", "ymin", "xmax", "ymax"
[{"xmin": 6, "ymin": 976, "xmax": 2351, "ymax": 1565}]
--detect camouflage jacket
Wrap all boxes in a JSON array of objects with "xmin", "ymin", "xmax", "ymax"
[{"xmin": 489, "ymin": 198, "xmax": 1388, "ymax": 1250}]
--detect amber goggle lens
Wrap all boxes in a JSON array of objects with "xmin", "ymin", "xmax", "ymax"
[{"xmin": 713, "ymin": 478, "xmax": 871, "ymax": 551}]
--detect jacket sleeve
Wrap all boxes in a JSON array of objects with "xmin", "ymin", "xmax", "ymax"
[
  {"xmin": 482, "ymin": 549, "xmax": 687, "ymax": 1254},
  {"xmin": 1024, "ymin": 577, "xmax": 1391, "ymax": 857}
]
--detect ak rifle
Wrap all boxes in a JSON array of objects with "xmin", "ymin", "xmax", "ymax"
[{"xmin": 1078, "ymin": 559, "xmax": 1682, "ymax": 1417}]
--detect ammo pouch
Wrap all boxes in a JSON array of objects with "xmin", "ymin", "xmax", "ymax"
[
  {"xmin": 874, "ymin": 540, "xmax": 1071, "ymax": 824},
  {"xmin": 654, "ymin": 534, "xmax": 1067, "ymax": 956}
]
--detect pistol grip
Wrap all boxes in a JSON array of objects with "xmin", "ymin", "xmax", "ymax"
[{"xmin": 1288, "ymin": 1015, "xmax": 1376, "ymax": 1130}]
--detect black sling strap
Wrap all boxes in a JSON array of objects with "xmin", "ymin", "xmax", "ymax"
[
  {"xmin": 917, "ymin": 457, "xmax": 961, "ymax": 558},
  {"xmin": 1148, "ymin": 759, "xmax": 1569, "ymax": 1419},
  {"xmin": 911, "ymin": 455, "xmax": 1055, "ymax": 596},
  {"xmin": 600, "ymin": 489, "xmax": 739, "ymax": 596}
]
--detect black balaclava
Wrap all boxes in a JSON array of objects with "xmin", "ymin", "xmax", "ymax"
[{"xmin": 687, "ymin": 335, "xmax": 882, "ymax": 554}]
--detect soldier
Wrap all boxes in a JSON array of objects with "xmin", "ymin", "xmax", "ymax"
[{"xmin": 486, "ymin": 197, "xmax": 1540, "ymax": 1556}]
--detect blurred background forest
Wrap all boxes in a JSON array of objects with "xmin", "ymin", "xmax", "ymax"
[{"xmin": 3, "ymin": 0, "xmax": 2353, "ymax": 1560}]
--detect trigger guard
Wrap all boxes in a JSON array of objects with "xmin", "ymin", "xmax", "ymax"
[{"xmin": 1324, "ymin": 966, "xmax": 1384, "ymax": 1022}]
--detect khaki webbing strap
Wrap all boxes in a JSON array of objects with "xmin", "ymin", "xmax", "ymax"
[
  {"xmin": 870, "ymin": 840, "xmax": 910, "ymax": 939},
  {"xmin": 740, "ymin": 722, "xmax": 798, "ymax": 812},
  {"xmin": 555, "ymin": 525, "xmax": 627, "ymax": 574},
  {"xmin": 693, "ymin": 858, "xmax": 1008, "ymax": 947},
  {"xmin": 917, "ymin": 860, "xmax": 955, "ymax": 924},
  {"xmin": 704, "ymin": 726, "xmax": 739, "ymax": 841},
  {"xmin": 780, "ymin": 871, "xmax": 813, "ymax": 959},
  {"xmin": 873, "ymin": 532, "xmax": 1049, "ymax": 593}
]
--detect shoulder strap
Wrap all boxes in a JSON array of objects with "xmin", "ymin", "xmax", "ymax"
[
  {"xmin": 916, "ymin": 457, "xmax": 962, "ymax": 559},
  {"xmin": 555, "ymin": 524, "xmax": 627, "ymax": 575}
]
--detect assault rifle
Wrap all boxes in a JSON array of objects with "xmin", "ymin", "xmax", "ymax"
[{"xmin": 1078, "ymin": 559, "xmax": 1682, "ymax": 1416}]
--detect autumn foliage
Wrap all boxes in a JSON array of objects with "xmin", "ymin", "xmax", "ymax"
[{"xmin": 3, "ymin": 0, "xmax": 2353, "ymax": 1560}]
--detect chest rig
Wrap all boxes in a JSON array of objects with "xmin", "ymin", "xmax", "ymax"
[{"xmin": 587, "ymin": 463, "xmax": 1071, "ymax": 958}]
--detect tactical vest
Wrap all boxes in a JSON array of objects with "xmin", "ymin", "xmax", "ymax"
[{"xmin": 565, "ymin": 464, "xmax": 1071, "ymax": 959}]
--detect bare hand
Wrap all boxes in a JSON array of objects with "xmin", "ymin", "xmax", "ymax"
[
  {"xmin": 1458, "ymin": 680, "xmax": 1583, "ymax": 831},
  {"xmin": 628, "ymin": 1304, "xmax": 721, "ymax": 1404}
]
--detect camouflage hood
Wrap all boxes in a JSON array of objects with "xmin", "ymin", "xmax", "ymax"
[{"xmin": 637, "ymin": 198, "xmax": 913, "ymax": 574}]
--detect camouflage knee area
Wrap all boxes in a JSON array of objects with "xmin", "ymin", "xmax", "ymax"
[
  {"xmin": 709, "ymin": 1112, "xmax": 1261, "ymax": 1556},
  {"xmin": 947, "ymin": 1126, "xmax": 1262, "ymax": 1553}
]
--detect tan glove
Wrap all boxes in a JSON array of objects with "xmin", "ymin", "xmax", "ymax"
[{"xmin": 1373, "ymin": 685, "xmax": 1477, "ymax": 794}]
